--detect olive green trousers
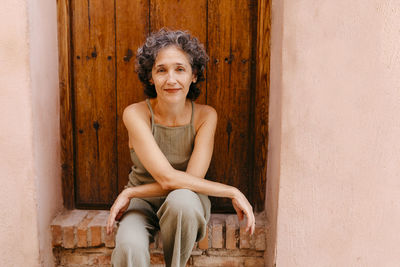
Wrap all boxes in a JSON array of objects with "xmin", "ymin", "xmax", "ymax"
[{"xmin": 111, "ymin": 189, "xmax": 211, "ymax": 267}]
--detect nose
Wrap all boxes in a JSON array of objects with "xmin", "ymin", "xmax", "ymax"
[{"xmin": 166, "ymin": 71, "xmax": 177, "ymax": 84}]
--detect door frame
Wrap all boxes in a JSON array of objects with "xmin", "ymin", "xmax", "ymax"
[{"xmin": 57, "ymin": 0, "xmax": 270, "ymax": 210}]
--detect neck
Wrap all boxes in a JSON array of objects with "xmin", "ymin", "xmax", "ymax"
[{"xmin": 151, "ymin": 98, "xmax": 190, "ymax": 126}]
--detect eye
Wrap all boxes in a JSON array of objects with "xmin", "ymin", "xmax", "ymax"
[
  {"xmin": 177, "ymin": 67, "xmax": 185, "ymax": 72},
  {"xmin": 156, "ymin": 68, "xmax": 165, "ymax": 73}
]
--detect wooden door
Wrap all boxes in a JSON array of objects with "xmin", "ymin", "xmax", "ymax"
[{"xmin": 60, "ymin": 0, "xmax": 269, "ymax": 212}]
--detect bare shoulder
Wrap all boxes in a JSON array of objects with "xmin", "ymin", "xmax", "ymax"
[
  {"xmin": 193, "ymin": 103, "xmax": 218, "ymax": 131},
  {"xmin": 194, "ymin": 103, "xmax": 217, "ymax": 118},
  {"xmin": 123, "ymin": 101, "xmax": 150, "ymax": 128}
]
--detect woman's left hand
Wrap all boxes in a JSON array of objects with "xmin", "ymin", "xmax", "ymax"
[
  {"xmin": 106, "ymin": 190, "xmax": 130, "ymax": 235},
  {"xmin": 231, "ymin": 188, "xmax": 255, "ymax": 235}
]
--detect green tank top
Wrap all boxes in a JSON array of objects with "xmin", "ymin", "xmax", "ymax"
[{"xmin": 127, "ymin": 99, "xmax": 196, "ymax": 187}]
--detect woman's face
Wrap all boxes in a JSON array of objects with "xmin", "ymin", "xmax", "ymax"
[{"xmin": 150, "ymin": 46, "xmax": 196, "ymax": 103}]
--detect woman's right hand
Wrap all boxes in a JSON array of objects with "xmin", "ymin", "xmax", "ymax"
[
  {"xmin": 231, "ymin": 188, "xmax": 255, "ymax": 235},
  {"xmin": 106, "ymin": 190, "xmax": 131, "ymax": 235}
]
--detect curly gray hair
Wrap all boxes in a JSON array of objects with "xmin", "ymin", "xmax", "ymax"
[{"xmin": 136, "ymin": 29, "xmax": 209, "ymax": 100}]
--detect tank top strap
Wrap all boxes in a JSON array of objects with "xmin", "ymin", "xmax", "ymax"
[
  {"xmin": 190, "ymin": 101, "xmax": 195, "ymax": 126},
  {"xmin": 146, "ymin": 98, "xmax": 155, "ymax": 132}
]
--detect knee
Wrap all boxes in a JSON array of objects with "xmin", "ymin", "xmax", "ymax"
[{"xmin": 161, "ymin": 189, "xmax": 203, "ymax": 220}]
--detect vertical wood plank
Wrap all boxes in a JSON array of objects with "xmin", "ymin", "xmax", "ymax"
[
  {"xmin": 72, "ymin": 0, "xmax": 117, "ymax": 207},
  {"xmin": 150, "ymin": 0, "xmax": 207, "ymax": 104},
  {"xmin": 115, "ymin": 0, "xmax": 150, "ymax": 193},
  {"xmin": 207, "ymin": 0, "xmax": 256, "ymax": 212},
  {"xmin": 57, "ymin": 0, "xmax": 74, "ymax": 209},
  {"xmin": 150, "ymin": 0, "xmax": 207, "ymax": 43},
  {"xmin": 253, "ymin": 0, "xmax": 271, "ymax": 211}
]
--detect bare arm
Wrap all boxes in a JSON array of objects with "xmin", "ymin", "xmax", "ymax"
[
  {"xmin": 107, "ymin": 104, "xmax": 254, "ymax": 234},
  {"xmin": 121, "ymin": 105, "xmax": 241, "ymax": 198},
  {"xmin": 185, "ymin": 105, "xmax": 217, "ymax": 178}
]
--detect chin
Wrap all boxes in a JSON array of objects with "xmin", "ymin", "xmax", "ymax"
[{"xmin": 162, "ymin": 92, "xmax": 188, "ymax": 103}]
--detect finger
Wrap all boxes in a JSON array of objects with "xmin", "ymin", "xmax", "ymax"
[
  {"xmin": 245, "ymin": 214, "xmax": 253, "ymax": 234},
  {"xmin": 249, "ymin": 213, "xmax": 255, "ymax": 235},
  {"xmin": 108, "ymin": 218, "xmax": 115, "ymax": 234},
  {"xmin": 252, "ymin": 213, "xmax": 256, "ymax": 235},
  {"xmin": 245, "ymin": 213, "xmax": 252, "ymax": 233},
  {"xmin": 107, "ymin": 211, "xmax": 116, "ymax": 235},
  {"xmin": 106, "ymin": 217, "xmax": 113, "ymax": 235},
  {"xmin": 106, "ymin": 220, "xmax": 111, "ymax": 235},
  {"xmin": 232, "ymin": 205, "xmax": 243, "ymax": 221},
  {"xmin": 106, "ymin": 215, "xmax": 111, "ymax": 234},
  {"xmin": 244, "ymin": 210, "xmax": 255, "ymax": 234}
]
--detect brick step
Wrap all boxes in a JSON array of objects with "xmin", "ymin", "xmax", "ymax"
[{"xmin": 51, "ymin": 210, "xmax": 266, "ymax": 267}]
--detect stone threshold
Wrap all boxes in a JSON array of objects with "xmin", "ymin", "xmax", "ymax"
[{"xmin": 51, "ymin": 209, "xmax": 267, "ymax": 266}]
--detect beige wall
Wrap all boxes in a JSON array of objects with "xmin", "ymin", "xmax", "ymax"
[
  {"xmin": 0, "ymin": 0, "xmax": 62, "ymax": 266},
  {"xmin": 268, "ymin": 0, "xmax": 400, "ymax": 266}
]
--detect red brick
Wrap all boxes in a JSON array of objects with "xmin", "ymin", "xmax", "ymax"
[
  {"xmin": 226, "ymin": 215, "xmax": 239, "ymax": 250},
  {"xmin": 63, "ymin": 226, "xmax": 75, "ymax": 249},
  {"xmin": 104, "ymin": 226, "xmax": 116, "ymax": 248},
  {"xmin": 149, "ymin": 241, "xmax": 156, "ymax": 249},
  {"xmin": 88, "ymin": 211, "xmax": 108, "ymax": 247},
  {"xmin": 76, "ymin": 228, "xmax": 87, "ymax": 248},
  {"xmin": 254, "ymin": 227, "xmax": 266, "ymax": 251},
  {"xmin": 192, "ymin": 255, "xmax": 265, "ymax": 267},
  {"xmin": 63, "ymin": 253, "xmax": 88, "ymax": 265},
  {"xmin": 190, "ymin": 248, "xmax": 203, "ymax": 256},
  {"xmin": 211, "ymin": 220, "xmax": 224, "ymax": 248},
  {"xmin": 90, "ymin": 226, "xmax": 102, "ymax": 247},
  {"xmin": 240, "ymin": 226, "xmax": 251, "ymax": 249},
  {"xmin": 187, "ymin": 256, "xmax": 193, "ymax": 266},
  {"xmin": 244, "ymin": 257, "xmax": 265, "ymax": 266},
  {"xmin": 87, "ymin": 253, "xmax": 100, "ymax": 265},
  {"xmin": 156, "ymin": 232, "xmax": 163, "ymax": 249},
  {"xmin": 77, "ymin": 211, "xmax": 98, "ymax": 248},
  {"xmin": 96, "ymin": 254, "xmax": 112, "ymax": 265},
  {"xmin": 198, "ymin": 226, "xmax": 209, "ymax": 249},
  {"xmin": 51, "ymin": 225, "xmax": 62, "ymax": 246},
  {"xmin": 206, "ymin": 249, "xmax": 264, "ymax": 258},
  {"xmin": 192, "ymin": 255, "xmax": 243, "ymax": 267},
  {"xmin": 52, "ymin": 212, "xmax": 268, "ymax": 266},
  {"xmin": 52, "ymin": 210, "xmax": 88, "ymax": 249},
  {"xmin": 150, "ymin": 252, "xmax": 165, "ymax": 264}
]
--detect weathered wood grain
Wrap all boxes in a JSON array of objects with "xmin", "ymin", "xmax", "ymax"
[
  {"xmin": 253, "ymin": 0, "xmax": 270, "ymax": 212},
  {"xmin": 207, "ymin": 0, "xmax": 256, "ymax": 212},
  {"xmin": 57, "ymin": 0, "xmax": 74, "ymax": 209},
  {"xmin": 115, "ymin": 0, "xmax": 150, "ymax": 193},
  {"xmin": 72, "ymin": 0, "xmax": 117, "ymax": 207}
]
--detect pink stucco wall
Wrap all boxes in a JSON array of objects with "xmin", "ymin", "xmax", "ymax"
[
  {"xmin": 268, "ymin": 0, "xmax": 400, "ymax": 266},
  {"xmin": 0, "ymin": 0, "xmax": 62, "ymax": 266},
  {"xmin": 28, "ymin": 0, "xmax": 63, "ymax": 266},
  {"xmin": 2, "ymin": 0, "xmax": 400, "ymax": 266}
]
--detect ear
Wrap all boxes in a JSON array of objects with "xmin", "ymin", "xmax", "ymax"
[
  {"xmin": 192, "ymin": 72, "xmax": 197, "ymax": 83},
  {"xmin": 149, "ymin": 78, "xmax": 154, "ymax": 85}
]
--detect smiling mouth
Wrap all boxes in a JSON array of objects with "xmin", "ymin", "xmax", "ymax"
[{"xmin": 164, "ymin": 88, "xmax": 181, "ymax": 93}]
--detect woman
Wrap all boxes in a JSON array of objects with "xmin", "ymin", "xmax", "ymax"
[{"xmin": 107, "ymin": 29, "xmax": 255, "ymax": 267}]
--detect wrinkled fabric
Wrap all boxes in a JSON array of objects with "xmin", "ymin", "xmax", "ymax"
[{"xmin": 112, "ymin": 99, "xmax": 211, "ymax": 267}]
